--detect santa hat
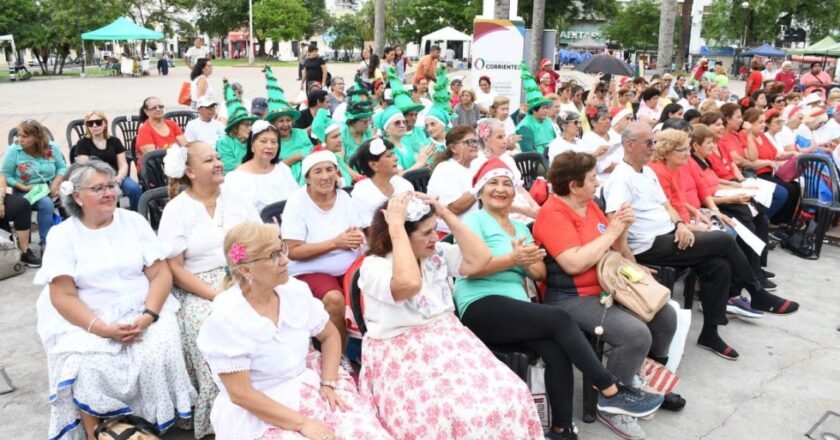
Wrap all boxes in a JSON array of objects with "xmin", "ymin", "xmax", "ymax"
[
  {"xmin": 764, "ymin": 108, "xmax": 781, "ymax": 122},
  {"xmin": 540, "ymin": 58, "xmax": 552, "ymax": 69},
  {"xmin": 784, "ymin": 105, "xmax": 802, "ymax": 121},
  {"xmin": 472, "ymin": 156, "xmax": 515, "ymax": 194},
  {"xmin": 610, "ymin": 107, "xmax": 633, "ymax": 126},
  {"xmin": 301, "ymin": 145, "xmax": 339, "ymax": 179}
]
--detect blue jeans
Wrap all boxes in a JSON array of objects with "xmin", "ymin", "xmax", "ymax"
[
  {"xmin": 14, "ymin": 190, "xmax": 54, "ymax": 246},
  {"xmin": 766, "ymin": 184, "xmax": 789, "ymax": 220},
  {"xmin": 121, "ymin": 177, "xmax": 142, "ymax": 211}
]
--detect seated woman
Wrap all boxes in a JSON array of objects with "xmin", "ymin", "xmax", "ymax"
[
  {"xmin": 157, "ymin": 141, "xmax": 260, "ymax": 438},
  {"xmin": 453, "ymin": 88, "xmax": 480, "ymax": 128},
  {"xmin": 359, "ymin": 193, "xmax": 544, "ymax": 439},
  {"xmin": 547, "ymin": 112, "xmax": 582, "ymax": 162},
  {"xmin": 197, "ymin": 222, "xmax": 390, "ymax": 440},
  {"xmin": 0, "ymin": 174, "xmax": 40, "ymax": 266},
  {"xmin": 73, "ymin": 110, "xmax": 142, "ymax": 211},
  {"xmin": 489, "ymin": 95, "xmax": 520, "ymax": 139},
  {"xmin": 1, "ymin": 119, "xmax": 67, "ymax": 249},
  {"xmin": 282, "ymin": 149, "xmax": 365, "ymax": 351},
  {"xmin": 224, "ymin": 121, "xmax": 300, "ymax": 214},
  {"xmin": 35, "ymin": 161, "xmax": 195, "ymax": 440},
  {"xmin": 580, "ymin": 106, "xmax": 622, "ymax": 182},
  {"xmin": 351, "ymin": 138, "xmax": 414, "ymax": 227},
  {"xmin": 135, "ymin": 96, "xmax": 188, "ymax": 167},
  {"xmin": 216, "ymin": 81, "xmax": 257, "ymax": 174},
  {"xmin": 424, "ymin": 105, "xmax": 450, "ymax": 152},
  {"xmin": 533, "ymin": 152, "xmax": 672, "ymax": 438},
  {"xmin": 427, "ymin": 126, "xmax": 481, "ymax": 232},
  {"xmin": 340, "ymin": 100, "xmax": 374, "ymax": 160},
  {"xmin": 458, "ymin": 159, "xmax": 665, "ymax": 439},
  {"xmin": 472, "ymin": 119, "xmax": 540, "ymax": 219},
  {"xmin": 377, "ymin": 106, "xmax": 432, "ymax": 172},
  {"xmin": 312, "ymin": 108, "xmax": 359, "ymax": 185}
]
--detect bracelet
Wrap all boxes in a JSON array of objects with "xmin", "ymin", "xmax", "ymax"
[
  {"xmin": 320, "ymin": 380, "xmax": 337, "ymax": 389},
  {"xmin": 674, "ymin": 220, "xmax": 686, "ymax": 229},
  {"xmin": 87, "ymin": 317, "xmax": 100, "ymax": 333},
  {"xmin": 142, "ymin": 309, "xmax": 160, "ymax": 322}
]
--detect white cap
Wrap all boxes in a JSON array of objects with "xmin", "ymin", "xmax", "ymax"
[{"xmin": 196, "ymin": 96, "xmax": 217, "ymax": 108}]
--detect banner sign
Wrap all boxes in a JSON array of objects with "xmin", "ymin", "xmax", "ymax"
[{"xmin": 472, "ymin": 18, "xmax": 525, "ymax": 105}]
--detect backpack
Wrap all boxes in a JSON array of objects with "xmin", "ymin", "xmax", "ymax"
[
  {"xmin": 0, "ymin": 233, "xmax": 24, "ymax": 281},
  {"xmin": 782, "ymin": 216, "xmax": 819, "ymax": 260}
]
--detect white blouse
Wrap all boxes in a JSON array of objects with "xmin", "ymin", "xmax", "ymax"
[
  {"xmin": 580, "ymin": 130, "xmax": 623, "ymax": 182},
  {"xmin": 196, "ymin": 279, "xmax": 329, "ymax": 439},
  {"xmin": 427, "ymin": 159, "xmax": 477, "ymax": 232},
  {"xmin": 352, "ymin": 176, "xmax": 414, "ymax": 228},
  {"xmin": 359, "ymin": 242, "xmax": 463, "ymax": 339},
  {"xmin": 157, "ymin": 186, "xmax": 261, "ymax": 274},
  {"xmin": 35, "ymin": 209, "xmax": 179, "ymax": 350},
  {"xmin": 224, "ymin": 164, "xmax": 300, "ymax": 214}
]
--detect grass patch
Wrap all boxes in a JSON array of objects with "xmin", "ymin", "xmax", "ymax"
[{"xmin": 208, "ymin": 59, "xmax": 298, "ymax": 67}]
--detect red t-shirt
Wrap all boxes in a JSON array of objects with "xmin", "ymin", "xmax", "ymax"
[
  {"xmin": 135, "ymin": 119, "xmax": 183, "ymax": 164},
  {"xmin": 719, "ymin": 131, "xmax": 747, "ymax": 160},
  {"xmin": 708, "ymin": 141, "xmax": 737, "ymax": 181},
  {"xmin": 533, "ymin": 197, "xmax": 607, "ymax": 297},
  {"xmin": 648, "ymin": 160, "xmax": 690, "ymax": 222},
  {"xmin": 754, "ymin": 133, "xmax": 778, "ymax": 175},
  {"xmin": 692, "ymin": 156, "xmax": 722, "ymax": 192},
  {"xmin": 747, "ymin": 71, "xmax": 764, "ymax": 95},
  {"xmin": 775, "ymin": 71, "xmax": 796, "ymax": 94}
]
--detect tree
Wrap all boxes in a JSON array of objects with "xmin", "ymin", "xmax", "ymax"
[
  {"xmin": 301, "ymin": 0, "xmax": 331, "ymax": 39},
  {"xmin": 330, "ymin": 13, "xmax": 364, "ymax": 52},
  {"xmin": 702, "ymin": 0, "xmax": 840, "ymax": 47},
  {"xmin": 656, "ymin": 0, "xmax": 677, "ymax": 73},
  {"xmin": 194, "ymin": 0, "xmax": 249, "ymax": 38},
  {"xmin": 126, "ymin": 0, "xmax": 197, "ymax": 56},
  {"xmin": 518, "ymin": 0, "xmax": 617, "ymax": 33},
  {"xmin": 675, "ymin": 0, "xmax": 693, "ymax": 72},
  {"xmin": 254, "ymin": 0, "xmax": 310, "ymax": 56},
  {"xmin": 360, "ymin": 0, "xmax": 481, "ymax": 51},
  {"xmin": 602, "ymin": 0, "xmax": 662, "ymax": 51},
  {"xmin": 529, "ymin": 0, "xmax": 545, "ymax": 74}
]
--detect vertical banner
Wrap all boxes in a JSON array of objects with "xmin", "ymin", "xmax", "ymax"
[{"xmin": 472, "ymin": 18, "xmax": 525, "ymax": 106}]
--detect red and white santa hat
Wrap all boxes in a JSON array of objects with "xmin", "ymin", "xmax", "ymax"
[
  {"xmin": 472, "ymin": 156, "xmax": 515, "ymax": 194},
  {"xmin": 610, "ymin": 106, "xmax": 633, "ymax": 126},
  {"xmin": 301, "ymin": 145, "xmax": 339, "ymax": 178}
]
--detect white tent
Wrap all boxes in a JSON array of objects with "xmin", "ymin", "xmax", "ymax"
[{"xmin": 420, "ymin": 26, "xmax": 472, "ymax": 60}]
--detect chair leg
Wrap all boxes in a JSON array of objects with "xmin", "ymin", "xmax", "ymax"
[{"xmin": 683, "ymin": 270, "xmax": 697, "ymax": 310}]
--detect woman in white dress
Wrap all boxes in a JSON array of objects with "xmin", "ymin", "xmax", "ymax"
[
  {"xmin": 225, "ymin": 120, "xmax": 300, "ymax": 214},
  {"xmin": 197, "ymin": 222, "xmax": 391, "ymax": 440},
  {"xmin": 157, "ymin": 141, "xmax": 261, "ymax": 438},
  {"xmin": 190, "ymin": 58, "xmax": 215, "ymax": 110},
  {"xmin": 350, "ymin": 138, "xmax": 414, "ymax": 228},
  {"xmin": 427, "ymin": 126, "xmax": 481, "ymax": 232},
  {"xmin": 35, "ymin": 160, "xmax": 195, "ymax": 440},
  {"xmin": 358, "ymin": 193, "xmax": 543, "ymax": 439}
]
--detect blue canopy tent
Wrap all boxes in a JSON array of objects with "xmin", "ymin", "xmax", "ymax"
[{"xmin": 741, "ymin": 43, "xmax": 786, "ymax": 58}]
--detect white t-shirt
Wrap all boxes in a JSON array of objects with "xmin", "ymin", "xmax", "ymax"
[
  {"xmin": 185, "ymin": 46, "xmax": 210, "ymax": 67},
  {"xmin": 352, "ymin": 176, "xmax": 414, "ymax": 228},
  {"xmin": 157, "ymin": 187, "xmax": 260, "ymax": 273},
  {"xmin": 603, "ymin": 162, "xmax": 675, "ymax": 254},
  {"xmin": 427, "ymin": 159, "xmax": 478, "ymax": 232},
  {"xmin": 817, "ymin": 118, "xmax": 840, "ymax": 144},
  {"xmin": 184, "ymin": 118, "xmax": 225, "ymax": 145},
  {"xmin": 548, "ymin": 137, "xmax": 579, "ymax": 163},
  {"xmin": 559, "ymin": 102, "xmax": 579, "ymax": 116},
  {"xmin": 190, "ymin": 74, "xmax": 215, "ymax": 103},
  {"xmin": 281, "ymin": 187, "xmax": 364, "ymax": 276},
  {"xmin": 359, "ymin": 242, "xmax": 463, "ymax": 339},
  {"xmin": 225, "ymin": 164, "xmax": 300, "ymax": 214},
  {"xmin": 332, "ymin": 102, "xmax": 348, "ymax": 124},
  {"xmin": 196, "ymin": 279, "xmax": 328, "ymax": 439},
  {"xmin": 502, "ymin": 117, "xmax": 517, "ymax": 136},
  {"xmin": 774, "ymin": 125, "xmax": 796, "ymax": 152},
  {"xmin": 475, "ymin": 90, "xmax": 497, "ymax": 112},
  {"xmin": 580, "ymin": 130, "xmax": 623, "ymax": 183}
]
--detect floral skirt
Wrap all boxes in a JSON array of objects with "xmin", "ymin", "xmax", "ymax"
[
  {"xmin": 172, "ymin": 267, "xmax": 226, "ymax": 438},
  {"xmin": 45, "ymin": 312, "xmax": 196, "ymax": 440},
  {"xmin": 258, "ymin": 351, "xmax": 392, "ymax": 440},
  {"xmin": 359, "ymin": 314, "xmax": 543, "ymax": 440}
]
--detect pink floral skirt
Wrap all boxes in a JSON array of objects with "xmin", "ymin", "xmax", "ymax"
[
  {"xmin": 360, "ymin": 314, "xmax": 543, "ymax": 440},
  {"xmin": 260, "ymin": 351, "xmax": 392, "ymax": 440}
]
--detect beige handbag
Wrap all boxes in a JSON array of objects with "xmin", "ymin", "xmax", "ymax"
[{"xmin": 596, "ymin": 251, "xmax": 670, "ymax": 322}]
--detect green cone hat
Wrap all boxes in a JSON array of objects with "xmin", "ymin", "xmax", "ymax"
[
  {"xmin": 387, "ymin": 67, "xmax": 425, "ymax": 115},
  {"xmin": 312, "ymin": 108, "xmax": 340, "ymax": 143},
  {"xmin": 264, "ymin": 65, "xmax": 300, "ymax": 122},
  {"xmin": 432, "ymin": 66, "xmax": 453, "ymax": 113},
  {"xmin": 521, "ymin": 62, "xmax": 552, "ymax": 113},
  {"xmin": 224, "ymin": 81, "xmax": 257, "ymax": 132},
  {"xmin": 345, "ymin": 73, "xmax": 374, "ymax": 121}
]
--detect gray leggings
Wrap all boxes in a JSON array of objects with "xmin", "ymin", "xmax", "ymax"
[{"xmin": 547, "ymin": 295, "xmax": 677, "ymax": 385}]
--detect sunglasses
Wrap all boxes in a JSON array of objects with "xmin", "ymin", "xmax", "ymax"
[
  {"xmin": 146, "ymin": 105, "xmax": 165, "ymax": 111},
  {"xmin": 392, "ymin": 120, "xmax": 406, "ymax": 127},
  {"xmin": 85, "ymin": 119, "xmax": 105, "ymax": 127},
  {"xmin": 459, "ymin": 139, "xmax": 480, "ymax": 146},
  {"xmin": 774, "ymin": 99, "xmax": 784, "ymax": 103}
]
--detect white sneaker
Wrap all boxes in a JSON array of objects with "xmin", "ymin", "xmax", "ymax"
[{"xmin": 596, "ymin": 411, "xmax": 646, "ymax": 440}]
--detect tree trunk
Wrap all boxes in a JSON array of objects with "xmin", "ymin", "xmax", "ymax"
[
  {"xmin": 675, "ymin": 0, "xmax": 693, "ymax": 72},
  {"xmin": 656, "ymin": 0, "xmax": 677, "ymax": 74},
  {"xmin": 257, "ymin": 37, "xmax": 266, "ymax": 57},
  {"xmin": 494, "ymin": 0, "xmax": 510, "ymax": 19},
  {"xmin": 35, "ymin": 49, "xmax": 48, "ymax": 75},
  {"xmin": 374, "ymin": 0, "xmax": 385, "ymax": 56},
  {"xmin": 529, "ymin": 0, "xmax": 545, "ymax": 74}
]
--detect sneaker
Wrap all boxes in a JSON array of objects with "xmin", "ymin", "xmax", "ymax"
[
  {"xmin": 596, "ymin": 411, "xmax": 646, "ymax": 440},
  {"xmin": 545, "ymin": 423, "xmax": 578, "ymax": 440},
  {"xmin": 21, "ymin": 248, "xmax": 41, "ymax": 268},
  {"xmin": 726, "ymin": 296, "xmax": 764, "ymax": 319},
  {"xmin": 760, "ymin": 278, "xmax": 777, "ymax": 291},
  {"xmin": 761, "ymin": 269, "xmax": 776, "ymax": 279},
  {"xmin": 597, "ymin": 384, "xmax": 663, "ymax": 418}
]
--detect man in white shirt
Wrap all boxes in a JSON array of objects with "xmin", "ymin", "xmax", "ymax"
[
  {"xmin": 677, "ymin": 87, "xmax": 701, "ymax": 111},
  {"xmin": 444, "ymin": 47, "xmax": 456, "ymax": 67},
  {"xmin": 817, "ymin": 105, "xmax": 840, "ymax": 145},
  {"xmin": 184, "ymin": 38, "xmax": 210, "ymax": 70},
  {"xmin": 184, "ymin": 96, "xmax": 225, "ymax": 145}
]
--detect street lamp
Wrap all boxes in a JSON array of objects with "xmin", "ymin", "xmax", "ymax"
[
  {"xmin": 741, "ymin": 1, "xmax": 749, "ymax": 48},
  {"xmin": 248, "ymin": 0, "xmax": 255, "ymax": 65}
]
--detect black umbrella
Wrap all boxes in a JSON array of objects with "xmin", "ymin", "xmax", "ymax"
[{"xmin": 574, "ymin": 54, "xmax": 634, "ymax": 76}]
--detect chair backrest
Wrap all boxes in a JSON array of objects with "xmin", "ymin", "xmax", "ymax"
[
  {"xmin": 8, "ymin": 126, "xmax": 54, "ymax": 147},
  {"xmin": 137, "ymin": 186, "xmax": 170, "ymax": 231},
  {"xmin": 513, "ymin": 152, "xmax": 549, "ymax": 190},
  {"xmin": 66, "ymin": 119, "xmax": 86, "ymax": 150},
  {"xmin": 403, "ymin": 168, "xmax": 432, "ymax": 193},
  {"xmin": 348, "ymin": 267, "xmax": 367, "ymax": 335},
  {"xmin": 260, "ymin": 200, "xmax": 287, "ymax": 226},
  {"xmin": 164, "ymin": 110, "xmax": 197, "ymax": 132},
  {"xmin": 140, "ymin": 149, "xmax": 168, "ymax": 190},
  {"xmin": 111, "ymin": 116, "xmax": 141, "ymax": 155},
  {"xmin": 797, "ymin": 154, "xmax": 840, "ymax": 203}
]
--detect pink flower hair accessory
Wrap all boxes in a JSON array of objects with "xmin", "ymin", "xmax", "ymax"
[
  {"xmin": 477, "ymin": 122, "xmax": 492, "ymax": 140},
  {"xmin": 228, "ymin": 243, "xmax": 248, "ymax": 264}
]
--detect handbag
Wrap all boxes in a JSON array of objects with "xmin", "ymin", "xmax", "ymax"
[
  {"xmin": 178, "ymin": 81, "xmax": 192, "ymax": 106},
  {"xmin": 596, "ymin": 250, "xmax": 670, "ymax": 322},
  {"xmin": 23, "ymin": 183, "xmax": 50, "ymax": 205},
  {"xmin": 94, "ymin": 414, "xmax": 160, "ymax": 440}
]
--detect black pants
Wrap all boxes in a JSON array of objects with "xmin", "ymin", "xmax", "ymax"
[
  {"xmin": 719, "ymin": 203, "xmax": 770, "ymax": 268},
  {"xmin": 0, "ymin": 193, "xmax": 32, "ymax": 235},
  {"xmin": 461, "ymin": 295, "xmax": 617, "ymax": 428},
  {"xmin": 758, "ymin": 173, "xmax": 800, "ymax": 225}
]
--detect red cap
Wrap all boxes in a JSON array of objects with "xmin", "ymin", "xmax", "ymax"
[
  {"xmin": 540, "ymin": 58, "xmax": 552, "ymax": 69},
  {"xmin": 763, "ymin": 108, "xmax": 780, "ymax": 121}
]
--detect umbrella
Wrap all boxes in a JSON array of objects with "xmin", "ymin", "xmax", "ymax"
[
  {"xmin": 741, "ymin": 43, "xmax": 786, "ymax": 58},
  {"xmin": 575, "ymin": 54, "xmax": 634, "ymax": 76}
]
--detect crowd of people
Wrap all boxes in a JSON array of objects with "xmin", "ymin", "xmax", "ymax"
[{"xmin": 4, "ymin": 46, "xmax": 834, "ymax": 440}]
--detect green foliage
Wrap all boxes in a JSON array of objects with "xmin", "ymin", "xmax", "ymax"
[
  {"xmin": 126, "ymin": 0, "xmax": 197, "ymax": 37},
  {"xmin": 195, "ymin": 0, "xmax": 249, "ymax": 38},
  {"xmin": 254, "ymin": 0, "xmax": 310, "ymax": 42},
  {"xmin": 702, "ymin": 0, "xmax": 840, "ymax": 46},
  {"xmin": 301, "ymin": 0, "xmax": 332, "ymax": 39},
  {"xmin": 359, "ymin": 0, "xmax": 481, "ymax": 46},
  {"xmin": 330, "ymin": 13, "xmax": 365, "ymax": 51},
  {"xmin": 603, "ymin": 0, "xmax": 675, "ymax": 51},
  {"xmin": 519, "ymin": 0, "xmax": 617, "ymax": 32}
]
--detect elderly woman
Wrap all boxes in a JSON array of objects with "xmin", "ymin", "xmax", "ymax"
[
  {"xmin": 340, "ymin": 87, "xmax": 375, "ymax": 160},
  {"xmin": 0, "ymin": 174, "xmax": 39, "ymax": 266},
  {"xmin": 424, "ymin": 106, "xmax": 450, "ymax": 152},
  {"xmin": 327, "ymin": 76, "xmax": 346, "ymax": 114},
  {"xmin": 196, "ymin": 222, "xmax": 390, "ymax": 440},
  {"xmin": 770, "ymin": 106, "xmax": 806, "ymax": 153},
  {"xmin": 224, "ymin": 121, "xmax": 300, "ymax": 214},
  {"xmin": 744, "ymin": 109, "xmax": 801, "ymax": 222},
  {"xmin": 458, "ymin": 158, "xmax": 664, "ymax": 439},
  {"xmin": 35, "ymin": 161, "xmax": 195, "ymax": 440},
  {"xmin": 216, "ymin": 82, "xmax": 258, "ymax": 174},
  {"xmin": 636, "ymin": 87, "xmax": 663, "ymax": 126},
  {"xmin": 453, "ymin": 88, "xmax": 480, "ymax": 128},
  {"xmin": 135, "ymin": 97, "xmax": 188, "ymax": 166},
  {"xmin": 533, "ymin": 151, "xmax": 673, "ymax": 438},
  {"xmin": 475, "ymin": 75, "xmax": 497, "ymax": 115},
  {"xmin": 428, "ymin": 126, "xmax": 481, "ymax": 231},
  {"xmin": 73, "ymin": 110, "xmax": 142, "ymax": 210},
  {"xmin": 1, "ymin": 119, "xmax": 67, "ymax": 249},
  {"xmin": 359, "ymin": 193, "xmax": 542, "ymax": 439},
  {"xmin": 489, "ymin": 95, "xmax": 520, "ymax": 140},
  {"xmin": 473, "ymin": 119, "xmax": 540, "ymax": 219},
  {"xmin": 547, "ymin": 112, "xmax": 582, "ymax": 162},
  {"xmin": 378, "ymin": 106, "xmax": 433, "ymax": 172},
  {"xmin": 282, "ymin": 149, "xmax": 365, "ymax": 351},
  {"xmin": 157, "ymin": 141, "xmax": 260, "ymax": 438},
  {"xmin": 351, "ymin": 138, "xmax": 414, "ymax": 228},
  {"xmin": 581, "ymin": 106, "xmax": 622, "ymax": 182},
  {"xmin": 795, "ymin": 107, "xmax": 834, "ymax": 155}
]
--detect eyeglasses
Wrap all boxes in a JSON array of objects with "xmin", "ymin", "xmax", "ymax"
[
  {"xmin": 245, "ymin": 242, "xmax": 289, "ymax": 265},
  {"xmin": 774, "ymin": 99, "xmax": 784, "ymax": 104},
  {"xmin": 673, "ymin": 147, "xmax": 690, "ymax": 153},
  {"xmin": 146, "ymin": 105, "xmax": 165, "ymax": 111},
  {"xmin": 392, "ymin": 120, "xmax": 406, "ymax": 127},
  {"xmin": 458, "ymin": 139, "xmax": 480, "ymax": 146},
  {"xmin": 80, "ymin": 182, "xmax": 118, "ymax": 196},
  {"xmin": 630, "ymin": 138, "xmax": 656, "ymax": 148},
  {"xmin": 85, "ymin": 119, "xmax": 104, "ymax": 127}
]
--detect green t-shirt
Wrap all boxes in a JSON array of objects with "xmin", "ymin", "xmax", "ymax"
[
  {"xmin": 402, "ymin": 125, "xmax": 429, "ymax": 155},
  {"xmin": 280, "ymin": 128, "xmax": 314, "ymax": 184},
  {"xmin": 215, "ymin": 135, "xmax": 246, "ymax": 174},
  {"xmin": 391, "ymin": 138, "xmax": 418, "ymax": 170},
  {"xmin": 516, "ymin": 114, "xmax": 556, "ymax": 153},
  {"xmin": 340, "ymin": 124, "xmax": 373, "ymax": 163},
  {"xmin": 454, "ymin": 209, "xmax": 533, "ymax": 316}
]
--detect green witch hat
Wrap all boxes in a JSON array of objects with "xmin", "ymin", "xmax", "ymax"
[
  {"xmin": 223, "ymin": 81, "xmax": 257, "ymax": 132},
  {"xmin": 312, "ymin": 108, "xmax": 340, "ymax": 144},
  {"xmin": 432, "ymin": 66, "xmax": 453, "ymax": 113},
  {"xmin": 386, "ymin": 67, "xmax": 425, "ymax": 115},
  {"xmin": 345, "ymin": 73, "xmax": 374, "ymax": 122},
  {"xmin": 263, "ymin": 65, "xmax": 300, "ymax": 122},
  {"xmin": 521, "ymin": 62, "xmax": 552, "ymax": 113}
]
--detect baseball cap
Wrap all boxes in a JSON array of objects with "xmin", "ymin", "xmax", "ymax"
[
  {"xmin": 251, "ymin": 97, "xmax": 268, "ymax": 114},
  {"xmin": 196, "ymin": 96, "xmax": 217, "ymax": 108}
]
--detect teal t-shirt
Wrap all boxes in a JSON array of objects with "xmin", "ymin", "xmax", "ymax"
[
  {"xmin": 454, "ymin": 209, "xmax": 533, "ymax": 316},
  {"xmin": 516, "ymin": 114, "xmax": 556, "ymax": 153},
  {"xmin": 402, "ymin": 125, "xmax": 429, "ymax": 155},
  {"xmin": 215, "ymin": 135, "xmax": 246, "ymax": 174},
  {"xmin": 280, "ymin": 128, "xmax": 314, "ymax": 184},
  {"xmin": 391, "ymin": 138, "xmax": 418, "ymax": 170},
  {"xmin": 1, "ymin": 141, "xmax": 67, "ymax": 186},
  {"xmin": 340, "ymin": 124, "xmax": 373, "ymax": 162}
]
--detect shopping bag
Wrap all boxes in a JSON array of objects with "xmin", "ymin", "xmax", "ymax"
[
  {"xmin": 640, "ymin": 358, "xmax": 681, "ymax": 395},
  {"xmin": 178, "ymin": 82, "xmax": 192, "ymax": 106},
  {"xmin": 665, "ymin": 300, "xmax": 691, "ymax": 371},
  {"xmin": 528, "ymin": 360, "xmax": 551, "ymax": 430}
]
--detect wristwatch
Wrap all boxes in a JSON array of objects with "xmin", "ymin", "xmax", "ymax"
[
  {"xmin": 320, "ymin": 380, "xmax": 337, "ymax": 389},
  {"xmin": 142, "ymin": 309, "xmax": 160, "ymax": 322}
]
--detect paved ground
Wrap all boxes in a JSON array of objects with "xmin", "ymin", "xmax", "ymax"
[{"xmin": 1, "ymin": 66, "xmax": 838, "ymax": 439}]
